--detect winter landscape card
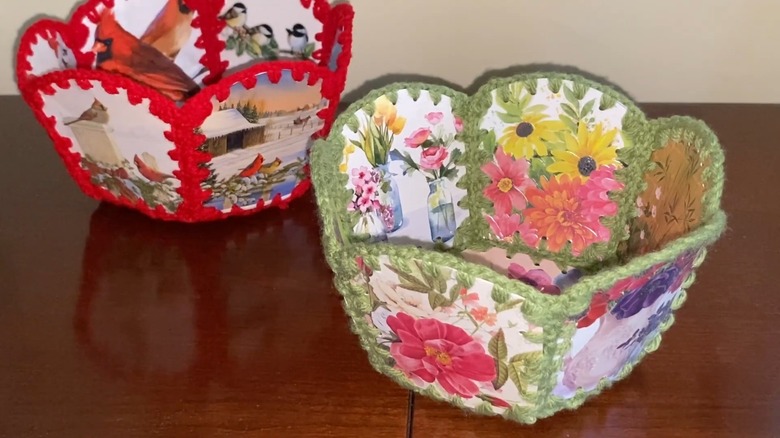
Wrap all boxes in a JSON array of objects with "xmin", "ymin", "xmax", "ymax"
[
  {"xmin": 198, "ymin": 69, "xmax": 326, "ymax": 212},
  {"xmin": 78, "ymin": 0, "xmax": 207, "ymax": 84},
  {"xmin": 217, "ymin": 0, "xmax": 323, "ymax": 68},
  {"xmin": 41, "ymin": 80, "xmax": 183, "ymax": 213}
]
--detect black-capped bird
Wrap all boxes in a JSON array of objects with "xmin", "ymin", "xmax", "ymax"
[
  {"xmin": 220, "ymin": 3, "xmax": 248, "ymax": 30},
  {"xmin": 286, "ymin": 23, "xmax": 308, "ymax": 57},
  {"xmin": 140, "ymin": 0, "xmax": 195, "ymax": 60}
]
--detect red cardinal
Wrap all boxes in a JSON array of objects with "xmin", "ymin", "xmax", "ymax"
[
  {"xmin": 140, "ymin": 0, "xmax": 195, "ymax": 60},
  {"xmin": 134, "ymin": 153, "xmax": 173, "ymax": 183},
  {"xmin": 238, "ymin": 153, "xmax": 265, "ymax": 177},
  {"xmin": 92, "ymin": 9, "xmax": 199, "ymax": 101}
]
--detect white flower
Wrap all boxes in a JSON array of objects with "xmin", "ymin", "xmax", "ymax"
[{"xmin": 370, "ymin": 273, "xmax": 435, "ymax": 319}]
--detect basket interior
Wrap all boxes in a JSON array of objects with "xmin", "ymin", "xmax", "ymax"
[{"xmin": 319, "ymin": 74, "xmax": 724, "ymax": 295}]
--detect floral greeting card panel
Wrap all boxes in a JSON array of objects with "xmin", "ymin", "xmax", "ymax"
[
  {"xmin": 478, "ymin": 79, "xmax": 630, "ymax": 257},
  {"xmin": 354, "ymin": 255, "xmax": 543, "ymax": 413},
  {"xmin": 340, "ymin": 91, "xmax": 469, "ymax": 248}
]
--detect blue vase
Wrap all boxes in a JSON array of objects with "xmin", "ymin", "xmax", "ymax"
[
  {"xmin": 378, "ymin": 164, "xmax": 403, "ymax": 232},
  {"xmin": 427, "ymin": 178, "xmax": 456, "ymax": 242}
]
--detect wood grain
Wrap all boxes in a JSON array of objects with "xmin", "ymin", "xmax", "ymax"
[
  {"xmin": 0, "ymin": 97, "xmax": 778, "ymax": 437},
  {"xmin": 0, "ymin": 97, "xmax": 409, "ymax": 437}
]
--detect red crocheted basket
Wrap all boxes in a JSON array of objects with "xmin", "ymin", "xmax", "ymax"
[{"xmin": 16, "ymin": 0, "xmax": 354, "ymax": 222}]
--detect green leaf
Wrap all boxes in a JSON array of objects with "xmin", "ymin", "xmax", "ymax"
[
  {"xmin": 428, "ymin": 290, "xmax": 449, "ymax": 309},
  {"xmin": 560, "ymin": 116, "xmax": 578, "ymax": 134},
  {"xmin": 493, "ymin": 361, "xmax": 509, "ymax": 390},
  {"xmin": 525, "ymin": 104, "xmax": 547, "ymax": 114},
  {"xmin": 488, "ymin": 329, "xmax": 508, "ymax": 361},
  {"xmin": 495, "ymin": 298, "xmax": 524, "ymax": 313},
  {"xmin": 561, "ymin": 103, "xmax": 578, "ymax": 120},
  {"xmin": 303, "ymin": 42, "xmax": 316, "ymax": 58},
  {"xmin": 482, "ymin": 130, "xmax": 497, "ymax": 153},
  {"xmin": 580, "ymin": 99, "xmax": 596, "ymax": 117},
  {"xmin": 563, "ymin": 85, "xmax": 578, "ymax": 106},
  {"xmin": 447, "ymin": 283, "xmax": 460, "ymax": 303},
  {"xmin": 384, "ymin": 263, "xmax": 430, "ymax": 290},
  {"xmin": 528, "ymin": 155, "xmax": 555, "ymax": 182},
  {"xmin": 396, "ymin": 280, "xmax": 430, "ymax": 295},
  {"xmin": 508, "ymin": 351, "xmax": 544, "ymax": 398},
  {"xmin": 497, "ymin": 111, "xmax": 521, "ymax": 124}
]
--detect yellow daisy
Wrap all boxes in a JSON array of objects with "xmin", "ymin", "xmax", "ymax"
[
  {"xmin": 498, "ymin": 112, "xmax": 565, "ymax": 159},
  {"xmin": 547, "ymin": 122, "xmax": 620, "ymax": 178}
]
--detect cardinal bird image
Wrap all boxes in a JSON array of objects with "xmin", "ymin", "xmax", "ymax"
[
  {"xmin": 140, "ymin": 0, "xmax": 195, "ymax": 60},
  {"xmin": 238, "ymin": 153, "xmax": 265, "ymax": 177},
  {"xmin": 134, "ymin": 153, "xmax": 174, "ymax": 183},
  {"xmin": 65, "ymin": 98, "xmax": 109, "ymax": 125},
  {"xmin": 92, "ymin": 10, "xmax": 199, "ymax": 101},
  {"xmin": 257, "ymin": 157, "xmax": 282, "ymax": 175}
]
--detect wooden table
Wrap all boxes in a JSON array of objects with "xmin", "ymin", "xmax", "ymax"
[{"xmin": 1, "ymin": 97, "xmax": 777, "ymax": 437}]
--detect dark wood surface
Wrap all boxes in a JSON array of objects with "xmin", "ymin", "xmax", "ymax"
[{"xmin": 0, "ymin": 96, "xmax": 777, "ymax": 437}]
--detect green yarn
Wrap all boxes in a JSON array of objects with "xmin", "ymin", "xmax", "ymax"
[{"xmin": 310, "ymin": 71, "xmax": 727, "ymax": 424}]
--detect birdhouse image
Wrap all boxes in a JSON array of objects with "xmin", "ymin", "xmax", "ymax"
[{"xmin": 16, "ymin": 0, "xmax": 354, "ymax": 221}]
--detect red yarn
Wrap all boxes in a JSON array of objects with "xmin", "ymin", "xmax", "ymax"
[{"xmin": 16, "ymin": 0, "xmax": 354, "ymax": 223}]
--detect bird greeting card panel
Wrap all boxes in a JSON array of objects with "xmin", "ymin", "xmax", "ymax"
[
  {"xmin": 78, "ymin": 0, "xmax": 207, "ymax": 85},
  {"xmin": 197, "ymin": 69, "xmax": 327, "ymax": 213},
  {"xmin": 217, "ymin": 0, "xmax": 324, "ymax": 70},
  {"xmin": 40, "ymin": 81, "xmax": 183, "ymax": 214}
]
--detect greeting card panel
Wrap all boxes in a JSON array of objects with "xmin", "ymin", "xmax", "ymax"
[
  {"xmin": 339, "ymin": 91, "xmax": 469, "ymax": 248},
  {"xmin": 40, "ymin": 80, "xmax": 183, "ymax": 213},
  {"xmin": 198, "ymin": 69, "xmax": 326, "ymax": 212},
  {"xmin": 217, "ymin": 0, "xmax": 324, "ymax": 69},
  {"xmin": 77, "ymin": 0, "xmax": 208, "ymax": 83}
]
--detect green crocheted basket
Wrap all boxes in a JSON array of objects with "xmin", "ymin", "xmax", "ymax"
[{"xmin": 310, "ymin": 72, "xmax": 726, "ymax": 423}]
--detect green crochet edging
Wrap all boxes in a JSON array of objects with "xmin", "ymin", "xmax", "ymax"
[
  {"xmin": 454, "ymin": 72, "xmax": 650, "ymax": 271},
  {"xmin": 310, "ymin": 72, "xmax": 727, "ymax": 423}
]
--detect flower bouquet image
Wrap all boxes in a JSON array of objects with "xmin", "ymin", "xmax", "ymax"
[
  {"xmin": 311, "ymin": 72, "xmax": 726, "ymax": 422},
  {"xmin": 16, "ymin": 0, "xmax": 353, "ymax": 222}
]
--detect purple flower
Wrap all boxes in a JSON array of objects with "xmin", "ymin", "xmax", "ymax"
[
  {"xmin": 618, "ymin": 300, "xmax": 674, "ymax": 351},
  {"xmin": 611, "ymin": 265, "xmax": 680, "ymax": 320}
]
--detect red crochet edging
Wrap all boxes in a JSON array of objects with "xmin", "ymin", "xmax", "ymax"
[{"xmin": 16, "ymin": 0, "xmax": 354, "ymax": 223}]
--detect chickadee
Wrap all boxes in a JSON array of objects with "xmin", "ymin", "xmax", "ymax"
[
  {"xmin": 220, "ymin": 2, "xmax": 247, "ymax": 29},
  {"xmin": 286, "ymin": 23, "xmax": 308, "ymax": 57},
  {"xmin": 249, "ymin": 24, "xmax": 274, "ymax": 46}
]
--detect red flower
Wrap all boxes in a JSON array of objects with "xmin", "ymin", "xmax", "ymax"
[
  {"xmin": 481, "ymin": 149, "xmax": 533, "ymax": 215},
  {"xmin": 387, "ymin": 312, "xmax": 496, "ymax": 398},
  {"xmin": 404, "ymin": 128, "xmax": 431, "ymax": 148},
  {"xmin": 576, "ymin": 292, "xmax": 610, "ymax": 328}
]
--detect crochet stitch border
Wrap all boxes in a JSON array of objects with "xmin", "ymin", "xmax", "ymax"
[{"xmin": 310, "ymin": 72, "xmax": 727, "ymax": 423}]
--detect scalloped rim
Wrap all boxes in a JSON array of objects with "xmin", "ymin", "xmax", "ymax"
[
  {"xmin": 15, "ymin": 0, "xmax": 355, "ymax": 222},
  {"xmin": 310, "ymin": 71, "xmax": 727, "ymax": 423}
]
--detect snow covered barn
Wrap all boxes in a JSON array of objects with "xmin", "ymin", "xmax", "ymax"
[{"xmin": 200, "ymin": 109, "xmax": 269, "ymax": 157}]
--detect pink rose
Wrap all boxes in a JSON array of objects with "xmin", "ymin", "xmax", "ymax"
[
  {"xmin": 404, "ymin": 128, "xmax": 431, "ymax": 148},
  {"xmin": 425, "ymin": 112, "xmax": 444, "ymax": 125},
  {"xmin": 454, "ymin": 117, "xmax": 464, "ymax": 133},
  {"xmin": 387, "ymin": 312, "xmax": 496, "ymax": 398},
  {"xmin": 419, "ymin": 146, "xmax": 449, "ymax": 170}
]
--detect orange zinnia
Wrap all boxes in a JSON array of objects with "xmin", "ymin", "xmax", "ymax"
[{"xmin": 523, "ymin": 174, "xmax": 611, "ymax": 255}]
